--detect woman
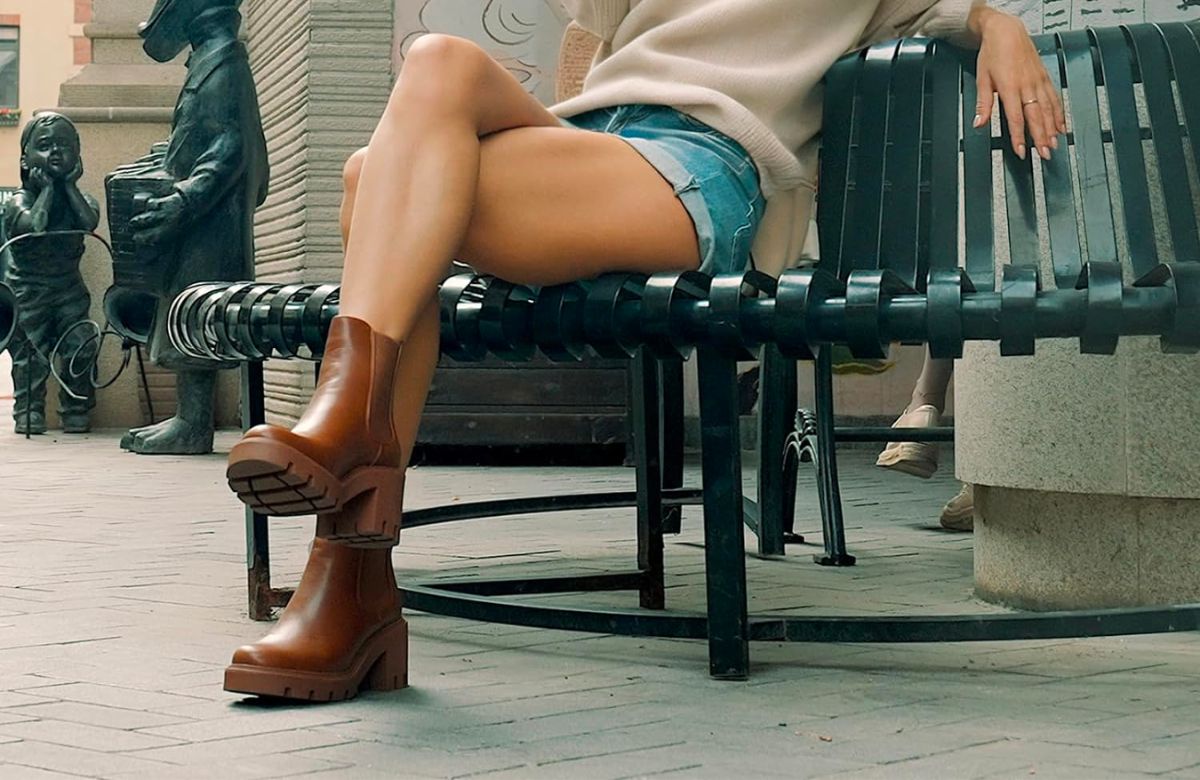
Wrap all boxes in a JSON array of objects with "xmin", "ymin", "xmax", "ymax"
[{"xmin": 222, "ymin": 0, "xmax": 1066, "ymax": 701}]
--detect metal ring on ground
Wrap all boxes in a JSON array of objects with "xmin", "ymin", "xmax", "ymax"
[{"xmin": 397, "ymin": 493, "xmax": 1200, "ymax": 645}]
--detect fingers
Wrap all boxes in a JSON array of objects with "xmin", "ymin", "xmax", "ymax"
[
  {"xmin": 129, "ymin": 211, "xmax": 164, "ymax": 231},
  {"xmin": 1039, "ymin": 82, "xmax": 1061, "ymax": 150},
  {"xmin": 974, "ymin": 70, "xmax": 994, "ymax": 129},
  {"xmin": 1024, "ymin": 95, "xmax": 1054, "ymax": 160},
  {"xmin": 1000, "ymin": 88, "xmax": 1027, "ymax": 159}
]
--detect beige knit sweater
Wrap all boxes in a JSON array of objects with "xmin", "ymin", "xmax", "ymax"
[{"xmin": 553, "ymin": 0, "xmax": 983, "ymax": 273}]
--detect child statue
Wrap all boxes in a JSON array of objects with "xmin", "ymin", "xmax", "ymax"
[{"xmin": 2, "ymin": 113, "xmax": 100, "ymax": 435}]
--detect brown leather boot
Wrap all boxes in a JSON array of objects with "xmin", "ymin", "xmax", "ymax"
[
  {"xmin": 227, "ymin": 316, "xmax": 404, "ymax": 527},
  {"xmin": 224, "ymin": 539, "xmax": 407, "ymax": 702}
]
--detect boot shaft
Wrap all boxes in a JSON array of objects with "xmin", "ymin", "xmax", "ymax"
[{"xmin": 294, "ymin": 316, "xmax": 400, "ymax": 448}]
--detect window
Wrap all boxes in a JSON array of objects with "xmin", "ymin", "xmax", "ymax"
[{"xmin": 0, "ymin": 27, "xmax": 17, "ymax": 109}]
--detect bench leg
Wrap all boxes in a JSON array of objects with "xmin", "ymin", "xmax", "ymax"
[
  {"xmin": 697, "ymin": 348, "xmax": 750, "ymax": 679},
  {"xmin": 631, "ymin": 349, "xmax": 666, "ymax": 610},
  {"xmin": 812, "ymin": 348, "xmax": 856, "ymax": 567},
  {"xmin": 660, "ymin": 359, "xmax": 685, "ymax": 535},
  {"xmin": 756, "ymin": 345, "xmax": 799, "ymax": 556},
  {"xmin": 241, "ymin": 362, "xmax": 277, "ymax": 621}
]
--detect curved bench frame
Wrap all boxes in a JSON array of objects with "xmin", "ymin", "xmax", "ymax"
[{"xmin": 175, "ymin": 22, "xmax": 1200, "ymax": 679}]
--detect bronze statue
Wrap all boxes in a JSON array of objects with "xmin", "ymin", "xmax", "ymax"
[
  {"xmin": 2, "ymin": 113, "xmax": 100, "ymax": 435},
  {"xmin": 115, "ymin": 0, "xmax": 269, "ymax": 454}
]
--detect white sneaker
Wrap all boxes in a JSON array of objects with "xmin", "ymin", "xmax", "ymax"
[
  {"xmin": 939, "ymin": 483, "xmax": 974, "ymax": 532},
  {"xmin": 875, "ymin": 404, "xmax": 940, "ymax": 479}
]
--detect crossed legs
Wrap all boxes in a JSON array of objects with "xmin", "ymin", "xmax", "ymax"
[
  {"xmin": 224, "ymin": 34, "xmax": 703, "ymax": 701},
  {"xmin": 336, "ymin": 34, "xmax": 701, "ymax": 466}
]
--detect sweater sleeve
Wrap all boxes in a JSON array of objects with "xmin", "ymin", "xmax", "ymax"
[
  {"xmin": 901, "ymin": 0, "xmax": 985, "ymax": 47},
  {"xmin": 560, "ymin": 1, "xmax": 630, "ymax": 42}
]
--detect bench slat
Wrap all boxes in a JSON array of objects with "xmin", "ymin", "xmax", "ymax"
[
  {"xmin": 1000, "ymin": 105, "xmax": 1040, "ymax": 268},
  {"xmin": 1039, "ymin": 38, "xmax": 1085, "ymax": 288},
  {"xmin": 816, "ymin": 51, "xmax": 858, "ymax": 278},
  {"xmin": 844, "ymin": 42, "xmax": 901, "ymax": 275},
  {"xmin": 1094, "ymin": 27, "xmax": 1159, "ymax": 276},
  {"xmin": 880, "ymin": 40, "xmax": 928, "ymax": 287},
  {"xmin": 1060, "ymin": 30, "xmax": 1120, "ymax": 270},
  {"xmin": 961, "ymin": 57, "xmax": 996, "ymax": 289},
  {"xmin": 926, "ymin": 42, "xmax": 961, "ymax": 277},
  {"xmin": 1129, "ymin": 25, "xmax": 1200, "ymax": 264},
  {"xmin": 1160, "ymin": 24, "xmax": 1200, "ymax": 235}
]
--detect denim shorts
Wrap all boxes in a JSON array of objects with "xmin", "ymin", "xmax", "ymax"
[{"xmin": 559, "ymin": 104, "xmax": 766, "ymax": 275}]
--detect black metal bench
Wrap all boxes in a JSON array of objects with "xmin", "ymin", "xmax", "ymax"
[{"xmin": 170, "ymin": 22, "xmax": 1200, "ymax": 680}]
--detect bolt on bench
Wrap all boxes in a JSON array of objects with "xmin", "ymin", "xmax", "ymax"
[{"xmin": 171, "ymin": 23, "xmax": 1200, "ymax": 680}]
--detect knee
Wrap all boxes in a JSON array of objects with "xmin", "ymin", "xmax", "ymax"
[
  {"xmin": 389, "ymin": 34, "xmax": 490, "ymax": 116},
  {"xmin": 343, "ymin": 148, "xmax": 368, "ymax": 193}
]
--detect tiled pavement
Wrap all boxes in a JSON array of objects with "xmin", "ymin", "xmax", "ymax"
[{"xmin": 2, "ymin": 403, "xmax": 1200, "ymax": 779}]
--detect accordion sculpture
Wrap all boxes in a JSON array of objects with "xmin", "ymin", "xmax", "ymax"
[{"xmin": 105, "ymin": 143, "xmax": 176, "ymax": 293}]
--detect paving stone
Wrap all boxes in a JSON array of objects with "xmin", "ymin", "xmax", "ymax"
[
  {"xmin": 106, "ymin": 753, "xmax": 355, "ymax": 780},
  {"xmin": 128, "ymin": 728, "xmax": 359, "ymax": 765},
  {"xmin": 0, "ymin": 741, "xmax": 177, "ymax": 775},
  {"xmin": 136, "ymin": 709, "xmax": 360, "ymax": 743},
  {"xmin": 7, "ymin": 701, "xmax": 193, "ymax": 732},
  {"xmin": 13, "ymin": 683, "xmax": 207, "ymax": 713},
  {"xmin": 0, "ymin": 765, "xmax": 88, "ymax": 780},
  {"xmin": 0, "ymin": 719, "xmax": 184, "ymax": 753}
]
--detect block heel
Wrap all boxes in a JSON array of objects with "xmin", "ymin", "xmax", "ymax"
[
  {"xmin": 364, "ymin": 620, "xmax": 409, "ymax": 692},
  {"xmin": 315, "ymin": 471, "xmax": 404, "ymax": 548}
]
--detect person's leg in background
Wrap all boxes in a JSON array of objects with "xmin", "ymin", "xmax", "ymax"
[{"xmin": 876, "ymin": 349, "xmax": 973, "ymax": 531}]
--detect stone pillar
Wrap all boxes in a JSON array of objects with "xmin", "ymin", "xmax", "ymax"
[
  {"xmin": 957, "ymin": 338, "xmax": 1200, "ymax": 610},
  {"xmin": 246, "ymin": 0, "xmax": 395, "ymax": 426},
  {"xmin": 53, "ymin": 0, "xmax": 240, "ymax": 430}
]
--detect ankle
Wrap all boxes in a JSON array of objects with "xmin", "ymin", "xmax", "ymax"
[{"xmin": 906, "ymin": 399, "xmax": 945, "ymax": 415}]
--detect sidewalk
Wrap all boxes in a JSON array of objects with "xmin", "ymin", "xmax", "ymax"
[{"xmin": 1, "ymin": 417, "xmax": 1199, "ymax": 779}]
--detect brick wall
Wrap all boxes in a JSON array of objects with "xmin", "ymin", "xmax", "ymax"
[{"xmin": 73, "ymin": 0, "xmax": 91, "ymax": 64}]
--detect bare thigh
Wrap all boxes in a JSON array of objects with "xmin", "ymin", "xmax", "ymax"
[{"xmin": 457, "ymin": 125, "xmax": 701, "ymax": 285}]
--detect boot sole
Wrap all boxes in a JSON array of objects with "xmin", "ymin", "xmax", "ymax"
[
  {"xmin": 224, "ymin": 617, "xmax": 408, "ymax": 702},
  {"xmin": 227, "ymin": 439, "xmax": 402, "ymax": 546}
]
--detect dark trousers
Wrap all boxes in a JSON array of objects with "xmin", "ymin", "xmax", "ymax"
[{"xmin": 9, "ymin": 286, "xmax": 95, "ymax": 421}]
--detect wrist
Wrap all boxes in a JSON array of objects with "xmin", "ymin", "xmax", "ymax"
[{"xmin": 968, "ymin": 5, "xmax": 1007, "ymax": 38}]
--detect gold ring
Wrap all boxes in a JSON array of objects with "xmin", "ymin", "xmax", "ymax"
[{"xmin": 1022, "ymin": 98, "xmax": 1039, "ymax": 105}]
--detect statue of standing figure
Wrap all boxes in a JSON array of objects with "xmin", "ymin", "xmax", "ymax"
[
  {"xmin": 116, "ymin": 0, "xmax": 269, "ymax": 454},
  {"xmin": 2, "ymin": 113, "xmax": 100, "ymax": 435}
]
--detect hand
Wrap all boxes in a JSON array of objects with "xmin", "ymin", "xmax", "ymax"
[
  {"xmin": 969, "ymin": 7, "xmax": 1066, "ymax": 161},
  {"xmin": 29, "ymin": 168, "xmax": 53, "ymax": 192},
  {"xmin": 67, "ymin": 159, "xmax": 84, "ymax": 184},
  {"xmin": 131, "ymin": 192, "xmax": 187, "ymax": 246}
]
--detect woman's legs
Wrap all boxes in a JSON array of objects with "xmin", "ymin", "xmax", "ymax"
[
  {"xmin": 336, "ymin": 33, "xmax": 700, "ymax": 346},
  {"xmin": 876, "ymin": 349, "xmax": 953, "ymax": 480},
  {"xmin": 231, "ymin": 34, "xmax": 702, "ymax": 521},
  {"xmin": 340, "ymin": 154, "xmax": 440, "ymax": 472},
  {"xmin": 335, "ymin": 34, "xmax": 701, "ymax": 464},
  {"xmin": 907, "ymin": 352, "xmax": 954, "ymax": 415},
  {"xmin": 226, "ymin": 35, "xmax": 708, "ymax": 701}
]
